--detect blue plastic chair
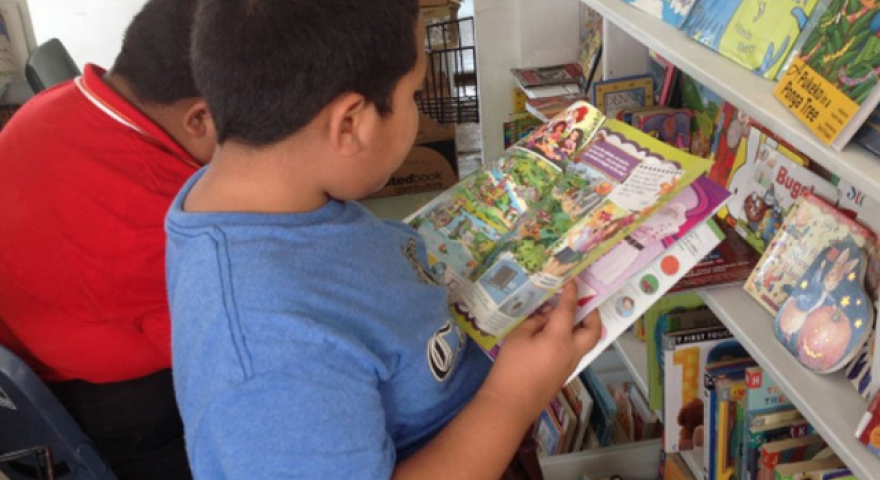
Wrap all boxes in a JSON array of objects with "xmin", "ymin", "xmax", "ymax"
[{"xmin": 0, "ymin": 344, "xmax": 117, "ymax": 480}]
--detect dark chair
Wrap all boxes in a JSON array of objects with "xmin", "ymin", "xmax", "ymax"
[
  {"xmin": 24, "ymin": 38, "xmax": 80, "ymax": 94},
  {"xmin": 0, "ymin": 344, "xmax": 117, "ymax": 480}
]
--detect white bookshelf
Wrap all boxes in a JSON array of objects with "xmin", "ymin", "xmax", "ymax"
[
  {"xmin": 581, "ymin": 0, "xmax": 880, "ymax": 199},
  {"xmin": 699, "ymin": 285, "xmax": 876, "ymax": 480},
  {"xmin": 613, "ymin": 332, "xmax": 649, "ymax": 400}
]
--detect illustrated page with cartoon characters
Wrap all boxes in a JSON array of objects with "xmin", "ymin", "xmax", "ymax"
[{"xmin": 415, "ymin": 119, "xmax": 712, "ymax": 355}]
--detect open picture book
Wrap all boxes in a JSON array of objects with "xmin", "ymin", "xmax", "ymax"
[{"xmin": 405, "ymin": 101, "xmax": 722, "ymax": 375}]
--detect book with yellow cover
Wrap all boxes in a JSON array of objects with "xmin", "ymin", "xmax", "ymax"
[{"xmin": 774, "ymin": 0, "xmax": 880, "ymax": 150}]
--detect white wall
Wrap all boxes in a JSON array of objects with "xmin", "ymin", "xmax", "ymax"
[{"xmin": 28, "ymin": 0, "xmax": 147, "ymax": 69}]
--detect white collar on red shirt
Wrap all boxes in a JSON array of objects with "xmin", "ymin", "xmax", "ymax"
[{"xmin": 73, "ymin": 64, "xmax": 200, "ymax": 169}]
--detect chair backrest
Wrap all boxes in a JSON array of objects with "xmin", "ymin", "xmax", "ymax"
[
  {"xmin": 25, "ymin": 38, "xmax": 81, "ymax": 94},
  {"xmin": 0, "ymin": 344, "xmax": 117, "ymax": 480}
]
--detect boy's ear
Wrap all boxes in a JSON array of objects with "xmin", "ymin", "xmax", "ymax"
[
  {"xmin": 328, "ymin": 92, "xmax": 373, "ymax": 157},
  {"xmin": 182, "ymin": 99, "xmax": 215, "ymax": 139}
]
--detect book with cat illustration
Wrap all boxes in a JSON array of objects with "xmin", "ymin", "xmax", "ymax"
[{"xmin": 406, "ymin": 101, "xmax": 713, "ymax": 363}]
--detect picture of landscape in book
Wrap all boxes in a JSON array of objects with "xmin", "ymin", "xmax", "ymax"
[
  {"xmin": 407, "ymin": 101, "xmax": 713, "ymax": 350},
  {"xmin": 796, "ymin": 0, "xmax": 880, "ymax": 104}
]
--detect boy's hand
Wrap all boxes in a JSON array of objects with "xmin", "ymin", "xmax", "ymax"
[{"xmin": 481, "ymin": 282, "xmax": 602, "ymax": 419}]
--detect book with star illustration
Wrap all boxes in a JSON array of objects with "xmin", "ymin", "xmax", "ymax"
[
  {"xmin": 745, "ymin": 191, "xmax": 875, "ymax": 315},
  {"xmin": 405, "ymin": 101, "xmax": 714, "ymax": 362}
]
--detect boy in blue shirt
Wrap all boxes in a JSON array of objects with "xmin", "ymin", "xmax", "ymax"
[{"xmin": 165, "ymin": 0, "xmax": 603, "ymax": 478}]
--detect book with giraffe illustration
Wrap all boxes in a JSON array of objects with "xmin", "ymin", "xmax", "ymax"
[
  {"xmin": 405, "ymin": 101, "xmax": 716, "ymax": 360},
  {"xmin": 774, "ymin": 0, "xmax": 880, "ymax": 150}
]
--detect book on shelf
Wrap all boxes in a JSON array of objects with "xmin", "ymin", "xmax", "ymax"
[
  {"xmin": 856, "ymin": 389, "xmax": 880, "ymax": 458},
  {"xmin": 592, "ymin": 74, "xmax": 655, "ymax": 120},
  {"xmin": 678, "ymin": 73, "xmax": 723, "ymax": 159},
  {"xmin": 582, "ymin": 366, "xmax": 619, "ymax": 448},
  {"xmin": 406, "ymin": 100, "xmax": 714, "ymax": 373},
  {"xmin": 775, "ymin": 0, "xmax": 836, "ymax": 81},
  {"xmin": 846, "ymin": 331, "xmax": 880, "ymax": 400},
  {"xmin": 774, "ymin": 0, "xmax": 880, "ymax": 150},
  {"xmin": 714, "ymin": 375, "xmax": 748, "ymax": 480},
  {"xmin": 562, "ymin": 374, "xmax": 595, "ymax": 452},
  {"xmin": 745, "ymin": 192, "xmax": 875, "ymax": 315},
  {"xmin": 667, "ymin": 219, "xmax": 761, "ymax": 294},
  {"xmin": 702, "ymin": 358, "xmax": 755, "ymax": 480},
  {"xmin": 662, "ymin": 324, "xmax": 740, "ymax": 453},
  {"xmin": 511, "ymin": 62, "xmax": 584, "ymax": 88},
  {"xmin": 708, "ymin": 102, "xmax": 750, "ymax": 188},
  {"xmin": 682, "ymin": 0, "xmax": 823, "ymax": 80},
  {"xmin": 774, "ymin": 235, "xmax": 875, "ymax": 374},
  {"xmin": 526, "ymin": 93, "xmax": 590, "ymax": 123},
  {"xmin": 644, "ymin": 294, "xmax": 712, "ymax": 410},
  {"xmin": 502, "ymin": 112, "xmax": 544, "ymax": 149},
  {"xmin": 617, "ymin": 0, "xmax": 698, "ymax": 29},
  {"xmin": 744, "ymin": 415, "xmax": 813, "ymax": 480},
  {"xmin": 758, "ymin": 434, "xmax": 827, "ymax": 480},
  {"xmin": 518, "ymin": 82, "xmax": 583, "ymax": 100},
  {"xmin": 578, "ymin": 3, "xmax": 604, "ymax": 95},
  {"xmin": 630, "ymin": 108, "xmax": 693, "ymax": 152},
  {"xmin": 647, "ymin": 51, "xmax": 679, "ymax": 107},
  {"xmin": 773, "ymin": 456, "xmax": 845, "ymax": 480}
]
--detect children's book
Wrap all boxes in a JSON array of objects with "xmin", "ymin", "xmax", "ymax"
[
  {"xmin": 648, "ymin": 51, "xmax": 679, "ymax": 106},
  {"xmin": 512, "ymin": 63, "xmax": 584, "ymax": 88},
  {"xmin": 502, "ymin": 112, "xmax": 544, "ymax": 149},
  {"xmin": 708, "ymin": 102, "xmax": 749, "ymax": 187},
  {"xmin": 526, "ymin": 93, "xmax": 591, "ymax": 123},
  {"xmin": 682, "ymin": 0, "xmax": 822, "ymax": 79},
  {"xmin": 846, "ymin": 331, "xmax": 880, "ymax": 400},
  {"xmin": 618, "ymin": 0, "xmax": 699, "ymax": 29},
  {"xmin": 727, "ymin": 122, "xmax": 838, "ymax": 252},
  {"xmin": 662, "ymin": 325, "xmax": 742, "ymax": 452},
  {"xmin": 744, "ymin": 415, "xmax": 812, "ymax": 480},
  {"xmin": 562, "ymin": 374, "xmax": 595, "ymax": 452},
  {"xmin": 578, "ymin": 4, "xmax": 604, "ymax": 95},
  {"xmin": 725, "ymin": 133, "xmax": 839, "ymax": 253},
  {"xmin": 667, "ymin": 452, "xmax": 700, "ymax": 480},
  {"xmin": 573, "ymin": 176, "xmax": 731, "ymax": 318},
  {"xmin": 568, "ymin": 217, "xmax": 726, "ymax": 381},
  {"xmin": 592, "ymin": 75, "xmax": 655, "ymax": 120},
  {"xmin": 702, "ymin": 359, "xmax": 755, "ymax": 480},
  {"xmin": 775, "ymin": 236, "xmax": 875, "ymax": 373},
  {"xmin": 856, "ymin": 389, "xmax": 880, "ymax": 457},
  {"xmin": 535, "ymin": 398, "xmax": 567, "ymax": 457},
  {"xmin": 668, "ymin": 220, "xmax": 761, "ymax": 294},
  {"xmin": 745, "ymin": 192, "xmax": 875, "ymax": 314},
  {"xmin": 718, "ymin": 120, "xmax": 810, "ymax": 235},
  {"xmin": 714, "ymin": 376, "xmax": 748, "ymax": 480},
  {"xmin": 629, "ymin": 382, "xmax": 661, "ymax": 441},
  {"xmin": 679, "ymin": 74, "xmax": 723, "ymax": 159},
  {"xmin": 853, "ymin": 105, "xmax": 880, "ymax": 159},
  {"xmin": 775, "ymin": 0, "xmax": 836, "ymax": 81},
  {"xmin": 758, "ymin": 435, "xmax": 826, "ymax": 480},
  {"xmin": 407, "ymin": 100, "xmax": 712, "ymax": 357},
  {"xmin": 740, "ymin": 366, "xmax": 803, "ymax": 480},
  {"xmin": 773, "ymin": 0, "xmax": 880, "ymax": 150},
  {"xmin": 646, "ymin": 297, "xmax": 714, "ymax": 410},
  {"xmin": 631, "ymin": 108, "xmax": 693, "ymax": 151},
  {"xmin": 773, "ymin": 456, "xmax": 845, "ymax": 480},
  {"xmin": 581, "ymin": 366, "xmax": 619, "ymax": 448}
]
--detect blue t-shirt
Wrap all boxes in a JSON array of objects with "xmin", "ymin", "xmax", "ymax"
[{"xmin": 165, "ymin": 169, "xmax": 491, "ymax": 479}]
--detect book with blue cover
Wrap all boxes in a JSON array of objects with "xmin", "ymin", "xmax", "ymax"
[{"xmin": 618, "ymin": 0, "xmax": 698, "ymax": 29}]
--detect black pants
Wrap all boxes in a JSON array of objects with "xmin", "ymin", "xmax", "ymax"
[{"xmin": 49, "ymin": 369, "xmax": 192, "ymax": 480}]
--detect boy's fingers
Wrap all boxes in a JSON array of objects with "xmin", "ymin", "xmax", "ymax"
[
  {"xmin": 572, "ymin": 310, "xmax": 603, "ymax": 354},
  {"xmin": 543, "ymin": 282, "xmax": 579, "ymax": 336}
]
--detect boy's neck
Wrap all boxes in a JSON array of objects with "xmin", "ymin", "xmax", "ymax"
[{"xmin": 184, "ymin": 141, "xmax": 331, "ymax": 214}]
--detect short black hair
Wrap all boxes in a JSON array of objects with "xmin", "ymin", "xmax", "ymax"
[
  {"xmin": 192, "ymin": 0, "xmax": 420, "ymax": 146},
  {"xmin": 111, "ymin": 0, "xmax": 200, "ymax": 104}
]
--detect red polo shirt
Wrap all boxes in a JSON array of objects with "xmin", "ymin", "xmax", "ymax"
[{"xmin": 0, "ymin": 64, "xmax": 199, "ymax": 383}]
